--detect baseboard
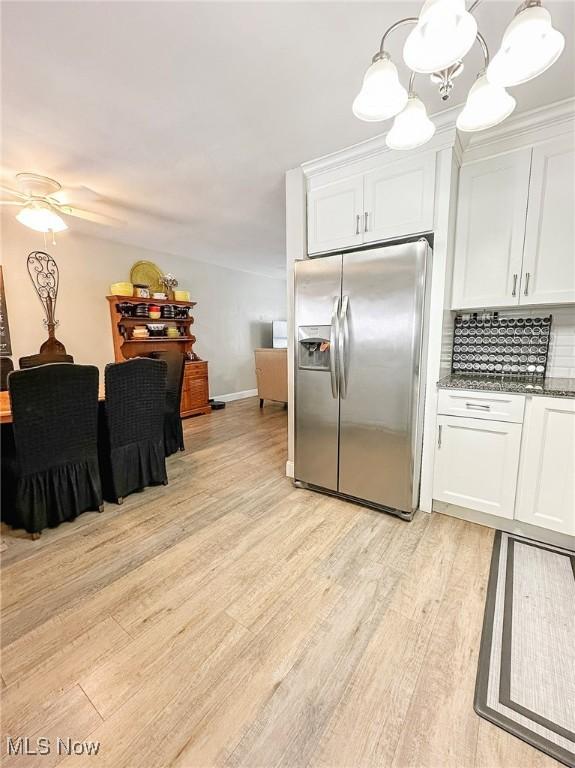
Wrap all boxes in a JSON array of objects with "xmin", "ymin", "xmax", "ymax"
[
  {"xmin": 285, "ymin": 460, "xmax": 294, "ymax": 478},
  {"xmin": 433, "ymin": 500, "xmax": 575, "ymax": 550},
  {"xmin": 212, "ymin": 389, "xmax": 258, "ymax": 403}
]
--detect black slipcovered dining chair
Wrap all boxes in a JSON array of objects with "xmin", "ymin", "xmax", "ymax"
[
  {"xmin": 1, "ymin": 363, "xmax": 103, "ymax": 538},
  {"xmin": 0, "ymin": 357, "xmax": 14, "ymax": 390},
  {"xmin": 98, "ymin": 357, "xmax": 168, "ymax": 504},
  {"xmin": 19, "ymin": 353, "xmax": 74, "ymax": 369},
  {"xmin": 149, "ymin": 350, "xmax": 185, "ymax": 456}
]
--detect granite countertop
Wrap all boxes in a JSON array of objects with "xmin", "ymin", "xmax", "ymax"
[{"xmin": 437, "ymin": 374, "xmax": 575, "ymax": 398}]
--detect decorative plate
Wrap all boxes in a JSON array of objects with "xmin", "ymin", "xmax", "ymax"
[{"xmin": 130, "ymin": 261, "xmax": 164, "ymax": 293}]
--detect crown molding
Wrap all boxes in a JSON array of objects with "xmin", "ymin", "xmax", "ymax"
[
  {"xmin": 300, "ymin": 97, "xmax": 574, "ymax": 178},
  {"xmin": 464, "ymin": 96, "xmax": 575, "ymax": 151},
  {"xmin": 302, "ymin": 105, "xmax": 460, "ymax": 178}
]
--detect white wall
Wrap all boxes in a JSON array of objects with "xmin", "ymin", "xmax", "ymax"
[{"xmin": 1, "ymin": 213, "xmax": 286, "ymax": 397}]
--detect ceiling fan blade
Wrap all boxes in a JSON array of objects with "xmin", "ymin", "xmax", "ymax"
[
  {"xmin": 0, "ymin": 184, "xmax": 28, "ymax": 200},
  {"xmin": 51, "ymin": 184, "xmax": 102, "ymax": 205},
  {"xmin": 55, "ymin": 204, "xmax": 124, "ymax": 227}
]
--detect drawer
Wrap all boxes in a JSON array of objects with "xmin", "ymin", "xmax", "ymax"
[
  {"xmin": 184, "ymin": 361, "xmax": 208, "ymax": 380},
  {"xmin": 437, "ymin": 388, "xmax": 525, "ymax": 423},
  {"xmin": 183, "ymin": 378, "xmax": 208, "ymax": 402}
]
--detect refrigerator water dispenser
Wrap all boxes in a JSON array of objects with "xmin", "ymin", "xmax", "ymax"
[{"xmin": 298, "ymin": 325, "xmax": 331, "ymax": 371}]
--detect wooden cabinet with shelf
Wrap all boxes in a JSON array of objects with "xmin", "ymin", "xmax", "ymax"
[{"xmin": 106, "ymin": 295, "xmax": 211, "ymax": 418}]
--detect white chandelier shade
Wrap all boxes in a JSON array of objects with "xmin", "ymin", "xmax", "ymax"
[
  {"xmin": 352, "ymin": 1, "xmax": 565, "ymax": 144},
  {"xmin": 16, "ymin": 202, "xmax": 68, "ymax": 233},
  {"xmin": 386, "ymin": 96, "xmax": 436, "ymax": 150},
  {"xmin": 352, "ymin": 55, "xmax": 409, "ymax": 122},
  {"xmin": 487, "ymin": 4, "xmax": 565, "ymax": 87},
  {"xmin": 456, "ymin": 72, "xmax": 516, "ymax": 132},
  {"xmin": 403, "ymin": 0, "xmax": 478, "ymax": 74}
]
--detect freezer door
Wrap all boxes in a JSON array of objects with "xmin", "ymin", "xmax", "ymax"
[
  {"xmin": 338, "ymin": 242, "xmax": 428, "ymax": 513},
  {"xmin": 294, "ymin": 254, "xmax": 342, "ymax": 491}
]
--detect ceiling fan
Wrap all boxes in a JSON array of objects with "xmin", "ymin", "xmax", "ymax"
[{"xmin": 0, "ymin": 173, "xmax": 124, "ymax": 238}]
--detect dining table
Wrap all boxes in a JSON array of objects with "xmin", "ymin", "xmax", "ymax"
[{"xmin": 0, "ymin": 386, "xmax": 106, "ymax": 424}]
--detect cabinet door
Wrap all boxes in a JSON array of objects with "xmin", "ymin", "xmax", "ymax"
[
  {"xmin": 180, "ymin": 362, "xmax": 210, "ymax": 416},
  {"xmin": 307, "ymin": 176, "xmax": 363, "ymax": 255},
  {"xmin": 433, "ymin": 415, "xmax": 522, "ymax": 518},
  {"xmin": 363, "ymin": 154, "xmax": 435, "ymax": 243},
  {"xmin": 515, "ymin": 397, "xmax": 575, "ymax": 535},
  {"xmin": 521, "ymin": 134, "xmax": 575, "ymax": 305},
  {"xmin": 451, "ymin": 149, "xmax": 532, "ymax": 309}
]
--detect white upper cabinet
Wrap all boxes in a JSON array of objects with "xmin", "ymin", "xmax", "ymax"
[
  {"xmin": 515, "ymin": 396, "xmax": 575, "ymax": 536},
  {"xmin": 363, "ymin": 154, "xmax": 435, "ymax": 244},
  {"xmin": 452, "ymin": 131, "xmax": 575, "ymax": 310},
  {"xmin": 521, "ymin": 135, "xmax": 575, "ymax": 305},
  {"xmin": 451, "ymin": 149, "xmax": 532, "ymax": 309},
  {"xmin": 307, "ymin": 176, "xmax": 364, "ymax": 255},
  {"xmin": 307, "ymin": 154, "xmax": 435, "ymax": 256}
]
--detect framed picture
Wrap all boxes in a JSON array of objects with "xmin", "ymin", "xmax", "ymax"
[{"xmin": 0, "ymin": 266, "xmax": 13, "ymax": 356}]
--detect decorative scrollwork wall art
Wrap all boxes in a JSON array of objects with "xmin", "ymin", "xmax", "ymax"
[{"xmin": 27, "ymin": 251, "xmax": 67, "ymax": 354}]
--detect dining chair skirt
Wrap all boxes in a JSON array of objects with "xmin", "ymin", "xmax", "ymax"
[
  {"xmin": 1, "ymin": 363, "xmax": 103, "ymax": 534},
  {"xmin": 98, "ymin": 358, "xmax": 168, "ymax": 503},
  {"xmin": 149, "ymin": 350, "xmax": 185, "ymax": 457}
]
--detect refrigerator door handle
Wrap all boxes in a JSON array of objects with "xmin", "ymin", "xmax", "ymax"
[
  {"xmin": 339, "ymin": 295, "xmax": 350, "ymax": 399},
  {"xmin": 329, "ymin": 296, "xmax": 340, "ymax": 399}
]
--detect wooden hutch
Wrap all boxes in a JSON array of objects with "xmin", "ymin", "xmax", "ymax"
[{"xmin": 106, "ymin": 295, "xmax": 211, "ymax": 417}]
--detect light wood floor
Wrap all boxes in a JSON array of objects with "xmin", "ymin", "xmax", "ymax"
[{"xmin": 0, "ymin": 398, "xmax": 559, "ymax": 768}]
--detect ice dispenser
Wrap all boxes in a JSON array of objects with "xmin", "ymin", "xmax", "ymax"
[{"xmin": 298, "ymin": 325, "xmax": 331, "ymax": 371}]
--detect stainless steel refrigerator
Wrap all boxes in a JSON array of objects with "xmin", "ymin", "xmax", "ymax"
[{"xmin": 294, "ymin": 240, "xmax": 430, "ymax": 520}]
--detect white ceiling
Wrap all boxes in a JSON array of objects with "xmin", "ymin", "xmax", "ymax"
[{"xmin": 2, "ymin": 1, "xmax": 574, "ymax": 278}]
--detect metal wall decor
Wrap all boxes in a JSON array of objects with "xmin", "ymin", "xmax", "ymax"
[
  {"xmin": 452, "ymin": 313, "xmax": 552, "ymax": 378},
  {"xmin": 27, "ymin": 250, "xmax": 67, "ymax": 355}
]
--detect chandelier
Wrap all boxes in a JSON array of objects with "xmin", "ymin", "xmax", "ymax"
[{"xmin": 353, "ymin": 0, "xmax": 565, "ymax": 149}]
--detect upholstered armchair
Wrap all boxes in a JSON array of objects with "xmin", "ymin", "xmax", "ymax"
[{"xmin": 254, "ymin": 348, "xmax": 288, "ymax": 407}]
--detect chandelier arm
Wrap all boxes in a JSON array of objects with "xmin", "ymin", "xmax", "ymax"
[
  {"xmin": 467, "ymin": 0, "xmax": 483, "ymax": 14},
  {"xmin": 378, "ymin": 17, "xmax": 418, "ymax": 55},
  {"xmin": 408, "ymin": 71, "xmax": 416, "ymax": 95},
  {"xmin": 475, "ymin": 30, "xmax": 490, "ymax": 68}
]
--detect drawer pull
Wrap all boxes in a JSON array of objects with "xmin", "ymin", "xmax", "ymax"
[
  {"xmin": 437, "ymin": 424, "xmax": 442, "ymax": 449},
  {"xmin": 355, "ymin": 214, "xmax": 361, "ymax": 235},
  {"xmin": 466, "ymin": 402, "xmax": 491, "ymax": 411}
]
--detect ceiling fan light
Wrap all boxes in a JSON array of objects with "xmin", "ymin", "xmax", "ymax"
[
  {"xmin": 487, "ymin": 4, "xmax": 564, "ymax": 87},
  {"xmin": 385, "ymin": 96, "xmax": 436, "ymax": 150},
  {"xmin": 352, "ymin": 55, "xmax": 408, "ymax": 122},
  {"xmin": 403, "ymin": 0, "xmax": 477, "ymax": 74},
  {"xmin": 16, "ymin": 202, "xmax": 68, "ymax": 233},
  {"xmin": 456, "ymin": 72, "xmax": 516, "ymax": 132}
]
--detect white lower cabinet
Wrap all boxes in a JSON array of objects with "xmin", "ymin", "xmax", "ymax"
[
  {"xmin": 433, "ymin": 415, "xmax": 522, "ymax": 518},
  {"xmin": 515, "ymin": 397, "xmax": 575, "ymax": 536}
]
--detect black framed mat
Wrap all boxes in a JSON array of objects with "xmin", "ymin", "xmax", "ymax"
[{"xmin": 475, "ymin": 531, "xmax": 575, "ymax": 767}]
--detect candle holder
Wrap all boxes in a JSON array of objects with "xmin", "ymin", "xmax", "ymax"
[
  {"xmin": 160, "ymin": 273, "xmax": 178, "ymax": 301},
  {"xmin": 27, "ymin": 251, "xmax": 67, "ymax": 355}
]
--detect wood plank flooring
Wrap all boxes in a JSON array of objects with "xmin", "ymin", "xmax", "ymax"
[{"xmin": 0, "ymin": 398, "xmax": 560, "ymax": 768}]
